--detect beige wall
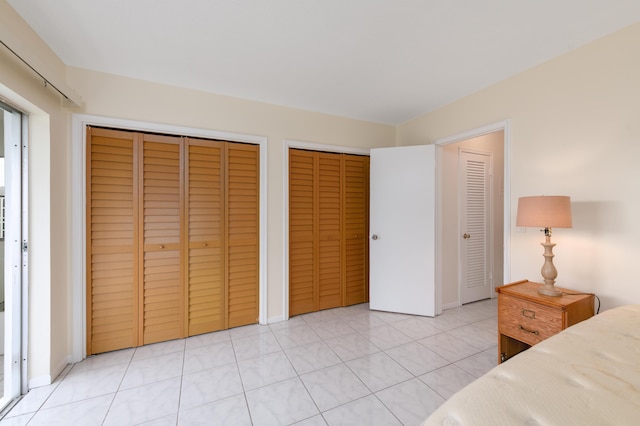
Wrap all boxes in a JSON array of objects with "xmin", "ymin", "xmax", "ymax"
[
  {"xmin": 66, "ymin": 68, "xmax": 395, "ymax": 326},
  {"xmin": 0, "ymin": 0, "xmax": 70, "ymax": 387},
  {"xmin": 398, "ymin": 22, "xmax": 640, "ymax": 311}
]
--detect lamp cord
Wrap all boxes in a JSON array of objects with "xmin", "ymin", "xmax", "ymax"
[{"xmin": 560, "ymin": 291, "xmax": 601, "ymax": 314}]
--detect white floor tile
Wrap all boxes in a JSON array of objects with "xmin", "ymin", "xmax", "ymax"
[
  {"xmin": 245, "ymin": 377, "xmax": 319, "ymax": 426},
  {"xmin": 358, "ymin": 324, "xmax": 413, "ymax": 350},
  {"xmin": 418, "ymin": 332, "xmax": 482, "ymax": 363},
  {"xmin": 272, "ymin": 324, "xmax": 322, "ymax": 349},
  {"xmin": 454, "ymin": 351, "xmax": 497, "ymax": 378},
  {"xmin": 180, "ymin": 363, "xmax": 243, "ymax": 411},
  {"xmin": 42, "ymin": 363, "xmax": 128, "ymax": 409},
  {"xmin": 323, "ymin": 394, "xmax": 402, "ymax": 426},
  {"xmin": 391, "ymin": 317, "xmax": 440, "ymax": 340},
  {"xmin": 237, "ymin": 351, "xmax": 297, "ymax": 391},
  {"xmin": 5, "ymin": 300, "xmax": 498, "ymax": 426},
  {"xmin": 376, "ymin": 378, "xmax": 445, "ymax": 425},
  {"xmin": 301, "ymin": 364, "xmax": 370, "ymax": 412},
  {"xmin": 132, "ymin": 338, "xmax": 185, "ymax": 361},
  {"xmin": 178, "ymin": 394, "xmax": 252, "ymax": 426},
  {"xmin": 183, "ymin": 341, "xmax": 236, "ymax": 374},
  {"xmin": 120, "ymin": 351, "xmax": 184, "ymax": 390},
  {"xmin": 232, "ymin": 331, "xmax": 282, "ymax": 361},
  {"xmin": 285, "ymin": 341, "xmax": 342, "ymax": 375},
  {"xmin": 385, "ymin": 342, "xmax": 449, "ymax": 376},
  {"xmin": 28, "ymin": 394, "xmax": 113, "ymax": 426},
  {"xmin": 419, "ymin": 364, "xmax": 476, "ymax": 399},
  {"xmin": 103, "ymin": 377, "xmax": 181, "ymax": 426},
  {"xmin": 185, "ymin": 330, "xmax": 230, "ymax": 351},
  {"xmin": 324, "ymin": 333, "xmax": 379, "ymax": 362},
  {"xmin": 346, "ymin": 352, "xmax": 413, "ymax": 393}
]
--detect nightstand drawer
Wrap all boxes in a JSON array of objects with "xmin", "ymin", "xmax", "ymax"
[{"xmin": 499, "ymin": 294, "xmax": 563, "ymax": 346}]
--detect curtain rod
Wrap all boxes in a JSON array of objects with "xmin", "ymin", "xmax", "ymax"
[{"xmin": 1, "ymin": 38, "xmax": 79, "ymax": 106}]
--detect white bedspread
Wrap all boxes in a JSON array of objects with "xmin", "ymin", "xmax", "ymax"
[{"xmin": 423, "ymin": 304, "xmax": 640, "ymax": 426}]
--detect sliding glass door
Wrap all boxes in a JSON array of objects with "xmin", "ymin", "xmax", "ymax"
[{"xmin": 1, "ymin": 102, "xmax": 27, "ymax": 409}]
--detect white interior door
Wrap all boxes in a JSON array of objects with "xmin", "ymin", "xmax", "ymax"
[
  {"xmin": 459, "ymin": 149, "xmax": 492, "ymax": 304},
  {"xmin": 369, "ymin": 145, "xmax": 435, "ymax": 317}
]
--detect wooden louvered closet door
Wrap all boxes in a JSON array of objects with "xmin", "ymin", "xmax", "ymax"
[
  {"xmin": 140, "ymin": 134, "xmax": 184, "ymax": 345},
  {"xmin": 87, "ymin": 127, "xmax": 138, "ymax": 355},
  {"xmin": 343, "ymin": 154, "xmax": 370, "ymax": 305},
  {"xmin": 288, "ymin": 149, "xmax": 369, "ymax": 317},
  {"xmin": 227, "ymin": 143, "xmax": 260, "ymax": 327},
  {"xmin": 185, "ymin": 138, "xmax": 225, "ymax": 335},
  {"xmin": 87, "ymin": 128, "xmax": 259, "ymax": 355}
]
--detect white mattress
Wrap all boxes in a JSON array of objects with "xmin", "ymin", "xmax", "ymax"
[{"xmin": 423, "ymin": 304, "xmax": 640, "ymax": 426}]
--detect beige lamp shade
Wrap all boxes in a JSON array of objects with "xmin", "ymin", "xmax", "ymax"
[{"xmin": 516, "ymin": 196, "xmax": 572, "ymax": 229}]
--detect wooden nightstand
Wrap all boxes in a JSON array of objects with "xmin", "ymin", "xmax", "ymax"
[{"xmin": 496, "ymin": 280, "xmax": 594, "ymax": 363}]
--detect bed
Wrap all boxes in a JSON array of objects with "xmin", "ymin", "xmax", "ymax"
[{"xmin": 423, "ymin": 304, "xmax": 640, "ymax": 425}]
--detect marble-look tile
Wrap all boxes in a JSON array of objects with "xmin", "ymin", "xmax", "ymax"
[
  {"xmin": 369, "ymin": 310, "xmax": 413, "ymax": 324},
  {"xmin": 67, "ymin": 348, "xmax": 134, "ymax": 375},
  {"xmin": 272, "ymin": 324, "xmax": 322, "ymax": 349},
  {"xmin": 385, "ymin": 342, "xmax": 449, "ymax": 376},
  {"xmin": 178, "ymin": 394, "xmax": 251, "ymax": 426},
  {"xmin": 292, "ymin": 414, "xmax": 328, "ymax": 425},
  {"xmin": 136, "ymin": 413, "xmax": 177, "ymax": 425},
  {"xmin": 268, "ymin": 315, "xmax": 306, "ymax": 331},
  {"xmin": 120, "ymin": 351, "xmax": 184, "ymax": 390},
  {"xmin": 28, "ymin": 394, "xmax": 113, "ymax": 426},
  {"xmin": 446, "ymin": 324, "xmax": 496, "ymax": 351},
  {"xmin": 391, "ymin": 317, "xmax": 440, "ymax": 340},
  {"xmin": 358, "ymin": 324, "xmax": 413, "ymax": 350},
  {"xmin": 419, "ymin": 332, "xmax": 482, "ymax": 363},
  {"xmin": 429, "ymin": 313, "xmax": 468, "ymax": 332},
  {"xmin": 183, "ymin": 341, "xmax": 236, "ymax": 374},
  {"xmin": 323, "ymin": 394, "xmax": 402, "ymax": 426},
  {"xmin": 132, "ymin": 338, "xmax": 185, "ymax": 361},
  {"xmin": 103, "ymin": 377, "xmax": 181, "ymax": 426},
  {"xmin": 179, "ymin": 363, "xmax": 243, "ymax": 411},
  {"xmin": 3, "ymin": 383, "xmax": 57, "ymax": 417},
  {"xmin": 245, "ymin": 377, "xmax": 319, "ymax": 426},
  {"xmin": 0, "ymin": 413, "xmax": 33, "ymax": 426},
  {"xmin": 185, "ymin": 330, "xmax": 231, "ymax": 350},
  {"xmin": 229, "ymin": 323, "xmax": 271, "ymax": 340},
  {"xmin": 324, "ymin": 333, "xmax": 379, "ymax": 362},
  {"xmin": 285, "ymin": 341, "xmax": 342, "ymax": 375},
  {"xmin": 419, "ymin": 364, "xmax": 477, "ymax": 399},
  {"xmin": 346, "ymin": 352, "xmax": 413, "ymax": 393},
  {"xmin": 301, "ymin": 364, "xmax": 370, "ymax": 412},
  {"xmin": 454, "ymin": 351, "xmax": 497, "ymax": 378},
  {"xmin": 237, "ymin": 351, "xmax": 297, "ymax": 391},
  {"xmin": 307, "ymin": 318, "xmax": 356, "ymax": 340},
  {"xmin": 42, "ymin": 363, "xmax": 128, "ymax": 409},
  {"xmin": 232, "ymin": 331, "xmax": 282, "ymax": 361},
  {"xmin": 376, "ymin": 378, "xmax": 445, "ymax": 426},
  {"xmin": 338, "ymin": 312, "xmax": 387, "ymax": 331},
  {"xmin": 300, "ymin": 309, "xmax": 340, "ymax": 323}
]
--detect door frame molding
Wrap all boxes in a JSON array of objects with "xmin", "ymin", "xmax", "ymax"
[
  {"xmin": 282, "ymin": 140, "xmax": 369, "ymax": 322},
  {"xmin": 434, "ymin": 120, "xmax": 511, "ymax": 310},
  {"xmin": 71, "ymin": 114, "xmax": 268, "ymax": 362}
]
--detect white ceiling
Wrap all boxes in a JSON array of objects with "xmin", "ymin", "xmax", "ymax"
[{"xmin": 8, "ymin": 0, "xmax": 640, "ymax": 124}]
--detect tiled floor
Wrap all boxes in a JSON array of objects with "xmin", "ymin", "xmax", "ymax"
[{"xmin": 0, "ymin": 299, "xmax": 497, "ymax": 426}]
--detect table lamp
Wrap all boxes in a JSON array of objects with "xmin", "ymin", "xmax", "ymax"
[{"xmin": 516, "ymin": 195, "xmax": 572, "ymax": 296}]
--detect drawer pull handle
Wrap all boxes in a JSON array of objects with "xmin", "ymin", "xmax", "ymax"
[
  {"xmin": 521, "ymin": 309, "xmax": 536, "ymax": 319},
  {"xmin": 519, "ymin": 324, "xmax": 539, "ymax": 335}
]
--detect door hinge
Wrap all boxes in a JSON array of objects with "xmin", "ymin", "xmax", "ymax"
[{"xmin": 22, "ymin": 241, "xmax": 28, "ymax": 252}]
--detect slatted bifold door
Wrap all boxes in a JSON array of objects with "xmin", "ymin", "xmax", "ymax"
[
  {"xmin": 185, "ymin": 138, "xmax": 225, "ymax": 335},
  {"xmin": 288, "ymin": 149, "xmax": 369, "ymax": 317},
  {"xmin": 87, "ymin": 127, "xmax": 138, "ymax": 355},
  {"xmin": 87, "ymin": 127, "xmax": 259, "ymax": 355}
]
